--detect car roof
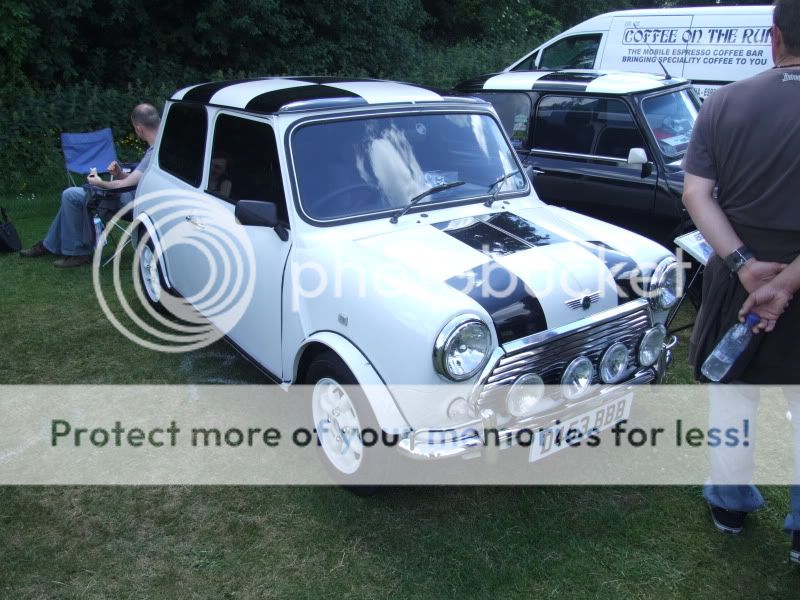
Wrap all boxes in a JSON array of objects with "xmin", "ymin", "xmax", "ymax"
[
  {"xmin": 456, "ymin": 70, "xmax": 690, "ymax": 95},
  {"xmin": 170, "ymin": 76, "xmax": 481, "ymax": 114}
]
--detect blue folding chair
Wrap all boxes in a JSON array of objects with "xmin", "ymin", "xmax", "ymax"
[{"xmin": 60, "ymin": 128, "xmax": 119, "ymax": 186}]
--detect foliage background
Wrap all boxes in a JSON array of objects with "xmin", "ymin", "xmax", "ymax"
[{"xmin": 0, "ymin": 0, "xmax": 773, "ymax": 194}]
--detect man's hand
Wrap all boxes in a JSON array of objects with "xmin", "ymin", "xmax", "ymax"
[
  {"xmin": 86, "ymin": 172, "xmax": 103, "ymax": 186},
  {"xmin": 107, "ymin": 160, "xmax": 124, "ymax": 179},
  {"xmin": 739, "ymin": 283, "xmax": 793, "ymax": 333},
  {"xmin": 737, "ymin": 259, "xmax": 786, "ymax": 293}
]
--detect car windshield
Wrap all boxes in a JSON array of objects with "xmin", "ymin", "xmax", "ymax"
[
  {"xmin": 291, "ymin": 112, "xmax": 526, "ymax": 221},
  {"xmin": 641, "ymin": 89, "xmax": 699, "ymax": 160}
]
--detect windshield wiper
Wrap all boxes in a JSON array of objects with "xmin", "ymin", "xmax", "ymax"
[
  {"xmin": 390, "ymin": 180, "xmax": 465, "ymax": 224},
  {"xmin": 484, "ymin": 170, "xmax": 520, "ymax": 207}
]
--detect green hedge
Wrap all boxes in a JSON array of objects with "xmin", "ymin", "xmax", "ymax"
[
  {"xmin": 0, "ymin": 81, "xmax": 174, "ymax": 194},
  {"xmin": 0, "ymin": 38, "xmax": 539, "ymax": 196}
]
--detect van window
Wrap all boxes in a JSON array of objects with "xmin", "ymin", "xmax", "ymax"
[
  {"xmin": 209, "ymin": 114, "xmax": 287, "ymax": 221},
  {"xmin": 533, "ymin": 96, "xmax": 646, "ymax": 158},
  {"xmin": 471, "ymin": 92, "xmax": 532, "ymax": 150},
  {"xmin": 159, "ymin": 103, "xmax": 207, "ymax": 187},
  {"xmin": 538, "ymin": 34, "xmax": 601, "ymax": 70}
]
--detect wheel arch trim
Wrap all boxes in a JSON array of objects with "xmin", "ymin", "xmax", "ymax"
[
  {"xmin": 133, "ymin": 212, "xmax": 173, "ymax": 290},
  {"xmin": 294, "ymin": 332, "xmax": 410, "ymax": 433}
]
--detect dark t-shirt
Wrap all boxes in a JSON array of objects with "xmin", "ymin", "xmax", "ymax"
[
  {"xmin": 684, "ymin": 67, "xmax": 800, "ymax": 233},
  {"xmin": 684, "ymin": 67, "xmax": 800, "ymax": 384}
]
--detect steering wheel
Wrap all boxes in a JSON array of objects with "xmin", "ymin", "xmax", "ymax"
[{"xmin": 316, "ymin": 183, "xmax": 383, "ymax": 215}]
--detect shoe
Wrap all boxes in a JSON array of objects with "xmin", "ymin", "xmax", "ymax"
[
  {"xmin": 19, "ymin": 241, "xmax": 53, "ymax": 258},
  {"xmin": 708, "ymin": 502, "xmax": 747, "ymax": 534},
  {"xmin": 53, "ymin": 255, "xmax": 92, "ymax": 268},
  {"xmin": 791, "ymin": 531, "xmax": 800, "ymax": 565}
]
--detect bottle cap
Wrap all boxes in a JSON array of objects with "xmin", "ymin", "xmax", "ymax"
[{"xmin": 745, "ymin": 313, "xmax": 760, "ymax": 327}]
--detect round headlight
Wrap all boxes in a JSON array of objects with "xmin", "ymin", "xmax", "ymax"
[
  {"xmin": 507, "ymin": 373, "xmax": 545, "ymax": 418},
  {"xmin": 648, "ymin": 258, "xmax": 681, "ymax": 311},
  {"xmin": 600, "ymin": 342, "xmax": 629, "ymax": 384},
  {"xmin": 639, "ymin": 325, "xmax": 667, "ymax": 367},
  {"xmin": 561, "ymin": 357, "xmax": 594, "ymax": 401},
  {"xmin": 433, "ymin": 316, "xmax": 492, "ymax": 381}
]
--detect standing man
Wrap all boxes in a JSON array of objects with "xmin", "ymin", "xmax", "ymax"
[
  {"xmin": 20, "ymin": 103, "xmax": 161, "ymax": 267},
  {"xmin": 682, "ymin": 0, "xmax": 800, "ymax": 564}
]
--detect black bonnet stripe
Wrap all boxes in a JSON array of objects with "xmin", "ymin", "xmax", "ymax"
[
  {"xmin": 447, "ymin": 261, "xmax": 547, "ymax": 344},
  {"xmin": 580, "ymin": 241, "xmax": 641, "ymax": 306},
  {"xmin": 434, "ymin": 213, "xmax": 565, "ymax": 257},
  {"xmin": 245, "ymin": 84, "xmax": 363, "ymax": 113},
  {"xmin": 437, "ymin": 219, "xmax": 529, "ymax": 257}
]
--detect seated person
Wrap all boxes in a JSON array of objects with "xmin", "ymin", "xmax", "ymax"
[
  {"xmin": 208, "ymin": 155, "xmax": 233, "ymax": 199},
  {"xmin": 20, "ymin": 103, "xmax": 161, "ymax": 268}
]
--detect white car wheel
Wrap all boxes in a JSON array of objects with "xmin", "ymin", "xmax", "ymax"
[
  {"xmin": 137, "ymin": 236, "xmax": 168, "ymax": 311},
  {"xmin": 304, "ymin": 350, "xmax": 387, "ymax": 492},
  {"xmin": 312, "ymin": 378, "xmax": 364, "ymax": 476}
]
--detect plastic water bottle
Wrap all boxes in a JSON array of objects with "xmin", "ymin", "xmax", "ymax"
[
  {"xmin": 701, "ymin": 313, "xmax": 761, "ymax": 382},
  {"xmin": 93, "ymin": 216, "xmax": 106, "ymax": 247}
]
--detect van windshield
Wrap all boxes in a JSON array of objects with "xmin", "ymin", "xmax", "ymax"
[
  {"xmin": 641, "ymin": 89, "xmax": 699, "ymax": 160},
  {"xmin": 291, "ymin": 112, "xmax": 526, "ymax": 222}
]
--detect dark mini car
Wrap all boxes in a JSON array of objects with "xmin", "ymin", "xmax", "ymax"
[{"xmin": 454, "ymin": 69, "xmax": 701, "ymax": 245}]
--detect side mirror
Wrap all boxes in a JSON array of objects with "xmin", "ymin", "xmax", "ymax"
[
  {"xmin": 627, "ymin": 148, "xmax": 648, "ymax": 165},
  {"xmin": 235, "ymin": 200, "xmax": 289, "ymax": 241}
]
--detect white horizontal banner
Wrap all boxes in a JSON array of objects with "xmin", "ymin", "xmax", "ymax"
[{"xmin": 0, "ymin": 385, "xmax": 797, "ymax": 485}]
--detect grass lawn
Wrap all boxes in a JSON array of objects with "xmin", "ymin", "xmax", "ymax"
[{"xmin": 1, "ymin": 193, "xmax": 797, "ymax": 598}]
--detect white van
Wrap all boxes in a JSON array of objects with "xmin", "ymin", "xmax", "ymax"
[{"xmin": 505, "ymin": 6, "xmax": 774, "ymax": 99}]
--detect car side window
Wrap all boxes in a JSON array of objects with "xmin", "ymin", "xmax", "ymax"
[
  {"xmin": 209, "ymin": 114, "xmax": 288, "ymax": 222},
  {"xmin": 471, "ymin": 93, "xmax": 532, "ymax": 150},
  {"xmin": 159, "ymin": 103, "xmax": 207, "ymax": 187},
  {"xmin": 533, "ymin": 96, "xmax": 647, "ymax": 159},
  {"xmin": 534, "ymin": 96, "xmax": 596, "ymax": 154},
  {"xmin": 539, "ymin": 34, "xmax": 601, "ymax": 70}
]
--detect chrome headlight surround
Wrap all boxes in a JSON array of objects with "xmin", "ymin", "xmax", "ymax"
[
  {"xmin": 561, "ymin": 356, "xmax": 594, "ymax": 401},
  {"xmin": 507, "ymin": 373, "xmax": 546, "ymax": 418},
  {"xmin": 599, "ymin": 342, "xmax": 630, "ymax": 384},
  {"xmin": 433, "ymin": 315, "xmax": 493, "ymax": 381},
  {"xmin": 647, "ymin": 257, "xmax": 681, "ymax": 311},
  {"xmin": 638, "ymin": 324, "xmax": 667, "ymax": 367}
]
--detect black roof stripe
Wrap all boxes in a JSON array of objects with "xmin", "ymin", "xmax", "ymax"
[
  {"xmin": 538, "ymin": 71, "xmax": 605, "ymax": 83},
  {"xmin": 244, "ymin": 84, "xmax": 364, "ymax": 113},
  {"xmin": 182, "ymin": 79, "xmax": 260, "ymax": 103},
  {"xmin": 284, "ymin": 76, "xmax": 381, "ymax": 84},
  {"xmin": 453, "ymin": 74, "xmax": 497, "ymax": 92}
]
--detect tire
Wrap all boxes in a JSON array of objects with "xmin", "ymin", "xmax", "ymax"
[
  {"xmin": 136, "ymin": 233, "xmax": 169, "ymax": 313},
  {"xmin": 304, "ymin": 350, "xmax": 390, "ymax": 494}
]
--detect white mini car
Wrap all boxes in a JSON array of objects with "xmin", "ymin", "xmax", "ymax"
[{"xmin": 134, "ymin": 77, "xmax": 679, "ymax": 481}]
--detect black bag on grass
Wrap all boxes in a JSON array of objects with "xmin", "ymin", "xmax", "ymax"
[{"xmin": 0, "ymin": 207, "xmax": 22, "ymax": 252}]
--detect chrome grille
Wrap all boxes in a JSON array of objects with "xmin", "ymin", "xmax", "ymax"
[{"xmin": 478, "ymin": 304, "xmax": 652, "ymax": 406}]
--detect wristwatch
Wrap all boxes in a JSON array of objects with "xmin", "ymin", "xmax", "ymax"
[{"xmin": 723, "ymin": 246, "xmax": 754, "ymax": 273}]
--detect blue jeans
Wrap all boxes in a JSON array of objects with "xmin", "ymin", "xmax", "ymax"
[
  {"xmin": 42, "ymin": 186, "xmax": 94, "ymax": 256},
  {"xmin": 703, "ymin": 385, "xmax": 800, "ymax": 532}
]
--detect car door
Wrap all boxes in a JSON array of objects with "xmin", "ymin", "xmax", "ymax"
[
  {"xmin": 174, "ymin": 112, "xmax": 292, "ymax": 378},
  {"xmin": 527, "ymin": 94, "xmax": 659, "ymax": 222}
]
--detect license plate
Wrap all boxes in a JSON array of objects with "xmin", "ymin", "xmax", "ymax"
[{"xmin": 528, "ymin": 393, "xmax": 632, "ymax": 462}]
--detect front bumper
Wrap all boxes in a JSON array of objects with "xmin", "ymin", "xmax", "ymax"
[{"xmin": 397, "ymin": 337, "xmax": 675, "ymax": 461}]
